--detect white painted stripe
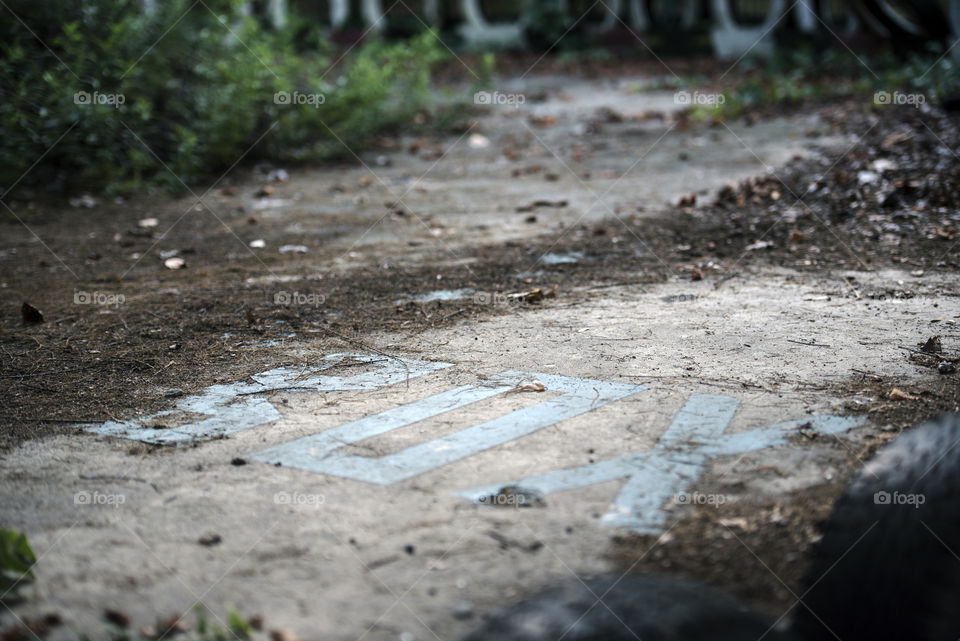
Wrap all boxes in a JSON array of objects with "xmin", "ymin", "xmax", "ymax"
[
  {"xmin": 252, "ymin": 372, "xmax": 647, "ymax": 483},
  {"xmin": 84, "ymin": 354, "xmax": 452, "ymax": 444},
  {"xmin": 457, "ymin": 394, "xmax": 864, "ymax": 534}
]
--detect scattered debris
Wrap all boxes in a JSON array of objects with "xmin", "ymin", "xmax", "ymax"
[
  {"xmin": 677, "ymin": 193, "xmax": 696, "ymax": 207},
  {"xmin": 104, "ymin": 609, "xmax": 130, "ymax": 628},
  {"xmin": 516, "ymin": 199, "xmax": 568, "ymax": 212},
  {"xmin": 920, "ymin": 336, "xmax": 942, "ymax": 354},
  {"xmin": 529, "ymin": 114, "xmax": 557, "ymax": 127},
  {"xmin": 452, "ymin": 601, "xmax": 475, "ymax": 620},
  {"xmin": 68, "ymin": 194, "xmax": 97, "ymax": 208},
  {"xmin": 267, "ymin": 169, "xmax": 289, "ymax": 183},
  {"xmin": 939, "ymin": 362, "xmax": 956, "ymax": 375},
  {"xmin": 507, "ymin": 287, "xmax": 557, "ymax": 304},
  {"xmin": 164, "ymin": 257, "xmax": 186, "ymax": 270},
  {"xmin": 138, "ymin": 217, "xmax": 159, "ymax": 228},
  {"xmin": 888, "ymin": 388, "xmax": 917, "ymax": 401},
  {"xmin": 249, "ymin": 239, "xmax": 266, "ymax": 248},
  {"xmin": 717, "ymin": 517, "xmax": 752, "ymax": 531},
  {"xmin": 278, "ymin": 245, "xmax": 309, "ymax": 254},
  {"xmin": 255, "ymin": 185, "xmax": 275, "ymax": 197},
  {"xmin": 198, "ymin": 533, "xmax": 222, "ymax": 547},
  {"xmin": 157, "ymin": 614, "xmax": 188, "ymax": 636},
  {"xmin": 514, "ymin": 380, "xmax": 545, "ymax": 392},
  {"xmin": 230, "ymin": 458, "xmax": 247, "ymax": 466},
  {"xmin": 269, "ymin": 629, "xmax": 298, "ymax": 641},
  {"xmin": 467, "ymin": 134, "xmax": 490, "ymax": 149}
]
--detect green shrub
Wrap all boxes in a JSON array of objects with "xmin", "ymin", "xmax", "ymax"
[
  {"xmin": 0, "ymin": 0, "xmax": 447, "ymax": 196},
  {"xmin": 0, "ymin": 528, "xmax": 36, "ymax": 602}
]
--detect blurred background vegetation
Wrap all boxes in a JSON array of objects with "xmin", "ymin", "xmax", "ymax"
[
  {"xmin": 0, "ymin": 0, "xmax": 459, "ymax": 195},
  {"xmin": 1, "ymin": 0, "xmax": 959, "ymax": 197}
]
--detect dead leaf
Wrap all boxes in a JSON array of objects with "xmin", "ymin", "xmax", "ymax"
[
  {"xmin": 508, "ymin": 287, "xmax": 557, "ymax": 304},
  {"xmin": 690, "ymin": 266, "xmax": 703, "ymax": 281},
  {"xmin": 514, "ymin": 380, "xmax": 546, "ymax": 392},
  {"xmin": 104, "ymin": 610, "xmax": 130, "ymax": 628},
  {"xmin": 889, "ymin": 388, "xmax": 917, "ymax": 401},
  {"xmin": 529, "ymin": 114, "xmax": 557, "ymax": 127},
  {"xmin": 789, "ymin": 229, "xmax": 805, "ymax": 243},
  {"xmin": 245, "ymin": 309, "xmax": 258, "ymax": 326},
  {"xmin": 21, "ymin": 302, "xmax": 44, "ymax": 325},
  {"xmin": 881, "ymin": 130, "xmax": 912, "ymax": 148},
  {"xmin": 157, "ymin": 615, "xmax": 188, "ymax": 636},
  {"xmin": 920, "ymin": 336, "xmax": 942, "ymax": 354},
  {"xmin": 718, "ymin": 517, "xmax": 752, "ymax": 530},
  {"xmin": 255, "ymin": 185, "xmax": 275, "ymax": 198},
  {"xmin": 745, "ymin": 240, "xmax": 774, "ymax": 251},
  {"xmin": 270, "ymin": 629, "xmax": 298, "ymax": 641}
]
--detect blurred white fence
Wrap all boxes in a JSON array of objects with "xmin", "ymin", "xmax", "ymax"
[{"xmin": 206, "ymin": 0, "xmax": 958, "ymax": 58}]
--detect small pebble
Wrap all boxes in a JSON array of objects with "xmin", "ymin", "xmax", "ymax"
[
  {"xmin": 452, "ymin": 601, "xmax": 474, "ymax": 620},
  {"xmin": 939, "ymin": 361, "xmax": 956, "ymax": 374}
]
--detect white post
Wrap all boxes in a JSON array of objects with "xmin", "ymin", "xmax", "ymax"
[
  {"xmin": 710, "ymin": 0, "xmax": 786, "ymax": 59},
  {"xmin": 458, "ymin": 0, "xmax": 525, "ymax": 45},
  {"xmin": 331, "ymin": 0, "xmax": 349, "ymax": 28},
  {"xmin": 268, "ymin": 0, "xmax": 287, "ymax": 28}
]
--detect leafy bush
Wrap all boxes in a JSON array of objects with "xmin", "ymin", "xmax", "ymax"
[
  {"xmin": 0, "ymin": 0, "xmax": 447, "ymax": 195},
  {"xmin": 0, "ymin": 528, "xmax": 36, "ymax": 602}
]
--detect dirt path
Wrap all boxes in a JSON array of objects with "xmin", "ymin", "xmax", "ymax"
[{"xmin": 2, "ymin": 74, "xmax": 959, "ymax": 641}]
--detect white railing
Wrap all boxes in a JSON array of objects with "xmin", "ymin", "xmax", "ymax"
[{"xmin": 241, "ymin": 0, "xmax": 957, "ymax": 58}]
